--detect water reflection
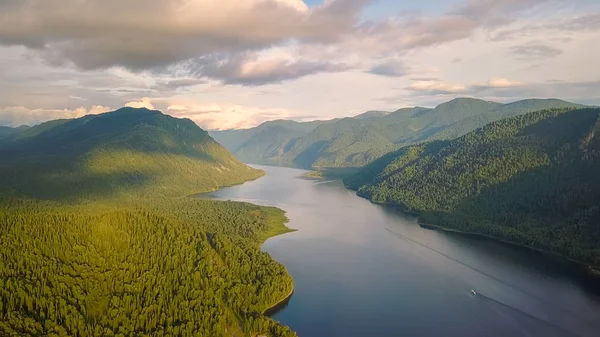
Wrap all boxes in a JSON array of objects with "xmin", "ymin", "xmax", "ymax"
[{"xmin": 205, "ymin": 165, "xmax": 600, "ymax": 337}]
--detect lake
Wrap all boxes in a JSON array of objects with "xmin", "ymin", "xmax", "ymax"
[{"xmin": 206, "ymin": 165, "xmax": 600, "ymax": 337}]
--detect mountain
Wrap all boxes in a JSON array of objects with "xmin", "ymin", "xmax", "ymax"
[
  {"xmin": 345, "ymin": 107, "xmax": 600, "ymax": 266},
  {"xmin": 0, "ymin": 108, "xmax": 297, "ymax": 336},
  {"xmin": 0, "ymin": 107, "xmax": 262, "ymax": 200},
  {"xmin": 353, "ymin": 110, "xmax": 391, "ymax": 120},
  {"xmin": 0, "ymin": 125, "xmax": 29, "ymax": 141},
  {"xmin": 210, "ymin": 118, "xmax": 337, "ymax": 164},
  {"xmin": 212, "ymin": 98, "xmax": 584, "ymax": 169}
]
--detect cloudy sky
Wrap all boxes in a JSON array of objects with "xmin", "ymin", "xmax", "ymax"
[{"xmin": 0, "ymin": 0, "xmax": 599, "ymax": 130}]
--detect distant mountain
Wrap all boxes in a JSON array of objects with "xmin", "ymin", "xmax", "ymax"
[
  {"xmin": 210, "ymin": 118, "xmax": 337, "ymax": 165},
  {"xmin": 212, "ymin": 98, "xmax": 584, "ymax": 169},
  {"xmin": 353, "ymin": 110, "xmax": 391, "ymax": 120},
  {"xmin": 0, "ymin": 125, "xmax": 29, "ymax": 141},
  {"xmin": 345, "ymin": 107, "xmax": 600, "ymax": 266},
  {"xmin": 0, "ymin": 107, "xmax": 262, "ymax": 200}
]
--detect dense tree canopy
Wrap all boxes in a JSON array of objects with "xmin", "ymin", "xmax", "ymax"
[
  {"xmin": 212, "ymin": 98, "xmax": 583, "ymax": 169},
  {"xmin": 0, "ymin": 108, "xmax": 297, "ymax": 336},
  {"xmin": 346, "ymin": 108, "xmax": 600, "ymax": 267}
]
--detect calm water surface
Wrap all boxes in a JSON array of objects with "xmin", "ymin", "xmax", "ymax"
[{"xmin": 206, "ymin": 165, "xmax": 600, "ymax": 337}]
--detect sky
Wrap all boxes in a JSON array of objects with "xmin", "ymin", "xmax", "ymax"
[{"xmin": 0, "ymin": 0, "xmax": 599, "ymax": 130}]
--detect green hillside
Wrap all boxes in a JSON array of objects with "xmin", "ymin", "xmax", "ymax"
[
  {"xmin": 353, "ymin": 110, "xmax": 391, "ymax": 120},
  {"xmin": 0, "ymin": 107, "xmax": 263, "ymax": 200},
  {"xmin": 0, "ymin": 125, "xmax": 29, "ymax": 142},
  {"xmin": 212, "ymin": 98, "xmax": 583, "ymax": 169},
  {"xmin": 0, "ymin": 108, "xmax": 297, "ymax": 337},
  {"xmin": 345, "ymin": 107, "xmax": 600, "ymax": 267}
]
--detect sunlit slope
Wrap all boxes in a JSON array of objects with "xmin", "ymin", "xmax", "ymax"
[
  {"xmin": 346, "ymin": 107, "xmax": 600, "ymax": 266},
  {"xmin": 212, "ymin": 98, "xmax": 584, "ymax": 169},
  {"xmin": 0, "ymin": 107, "xmax": 262, "ymax": 200}
]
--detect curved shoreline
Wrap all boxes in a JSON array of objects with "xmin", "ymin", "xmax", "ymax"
[
  {"xmin": 263, "ymin": 286, "xmax": 295, "ymax": 316},
  {"xmin": 418, "ymin": 222, "xmax": 600, "ymax": 277},
  {"xmin": 346, "ymin": 187, "xmax": 600, "ymax": 277}
]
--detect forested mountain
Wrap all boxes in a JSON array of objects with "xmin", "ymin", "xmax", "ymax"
[
  {"xmin": 0, "ymin": 107, "xmax": 262, "ymax": 200},
  {"xmin": 0, "ymin": 125, "xmax": 29, "ymax": 141},
  {"xmin": 0, "ymin": 108, "xmax": 297, "ymax": 336},
  {"xmin": 211, "ymin": 98, "xmax": 583, "ymax": 169},
  {"xmin": 353, "ymin": 110, "xmax": 391, "ymax": 120},
  {"xmin": 345, "ymin": 107, "xmax": 600, "ymax": 267}
]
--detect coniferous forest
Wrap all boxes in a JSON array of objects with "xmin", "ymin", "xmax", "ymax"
[
  {"xmin": 346, "ymin": 107, "xmax": 600, "ymax": 267},
  {"xmin": 0, "ymin": 108, "xmax": 297, "ymax": 337}
]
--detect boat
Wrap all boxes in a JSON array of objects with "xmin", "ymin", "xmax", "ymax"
[{"xmin": 471, "ymin": 290, "xmax": 477, "ymax": 296}]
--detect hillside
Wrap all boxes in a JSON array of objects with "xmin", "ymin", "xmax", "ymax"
[
  {"xmin": 0, "ymin": 108, "xmax": 297, "ymax": 336},
  {"xmin": 345, "ymin": 107, "xmax": 600, "ymax": 266},
  {"xmin": 353, "ymin": 110, "xmax": 391, "ymax": 120},
  {"xmin": 0, "ymin": 125, "xmax": 29, "ymax": 141},
  {"xmin": 212, "ymin": 98, "xmax": 583, "ymax": 169},
  {"xmin": 0, "ymin": 107, "xmax": 263, "ymax": 200}
]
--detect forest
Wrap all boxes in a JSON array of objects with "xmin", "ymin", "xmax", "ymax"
[
  {"xmin": 211, "ymin": 98, "xmax": 582, "ymax": 169},
  {"xmin": 0, "ymin": 108, "xmax": 298, "ymax": 336},
  {"xmin": 345, "ymin": 107, "xmax": 600, "ymax": 267}
]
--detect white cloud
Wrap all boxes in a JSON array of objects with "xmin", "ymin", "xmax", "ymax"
[
  {"xmin": 0, "ymin": 105, "xmax": 111, "ymax": 126},
  {"xmin": 125, "ymin": 98, "xmax": 156, "ymax": 110},
  {"xmin": 480, "ymin": 78, "xmax": 522, "ymax": 88},
  {"xmin": 166, "ymin": 101, "xmax": 301, "ymax": 130},
  {"xmin": 407, "ymin": 80, "xmax": 467, "ymax": 94}
]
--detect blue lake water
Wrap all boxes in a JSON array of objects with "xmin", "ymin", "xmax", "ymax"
[{"xmin": 207, "ymin": 165, "xmax": 600, "ymax": 337}]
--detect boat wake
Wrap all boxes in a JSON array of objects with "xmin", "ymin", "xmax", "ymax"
[{"xmin": 385, "ymin": 228, "xmax": 584, "ymax": 337}]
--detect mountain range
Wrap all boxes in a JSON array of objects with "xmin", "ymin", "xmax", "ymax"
[
  {"xmin": 345, "ymin": 107, "xmax": 600, "ymax": 266},
  {"xmin": 211, "ymin": 98, "xmax": 584, "ymax": 169}
]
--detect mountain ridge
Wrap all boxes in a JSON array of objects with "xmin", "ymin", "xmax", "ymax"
[
  {"xmin": 345, "ymin": 107, "xmax": 600, "ymax": 266},
  {"xmin": 211, "ymin": 97, "xmax": 584, "ymax": 169},
  {"xmin": 0, "ymin": 107, "xmax": 263, "ymax": 200}
]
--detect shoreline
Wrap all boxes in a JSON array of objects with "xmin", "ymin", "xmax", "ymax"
[
  {"xmin": 349, "ymin": 188, "xmax": 600, "ymax": 277},
  {"xmin": 418, "ymin": 222, "xmax": 600, "ymax": 277},
  {"xmin": 262, "ymin": 286, "xmax": 295, "ymax": 316}
]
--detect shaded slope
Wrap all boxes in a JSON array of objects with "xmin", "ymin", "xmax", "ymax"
[
  {"xmin": 346, "ymin": 107, "xmax": 600, "ymax": 266},
  {"xmin": 0, "ymin": 125, "xmax": 29, "ymax": 141},
  {"xmin": 0, "ymin": 107, "xmax": 262, "ymax": 200},
  {"xmin": 212, "ymin": 98, "xmax": 584, "ymax": 169}
]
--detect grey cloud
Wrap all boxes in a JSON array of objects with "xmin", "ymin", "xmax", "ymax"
[
  {"xmin": 510, "ymin": 42, "xmax": 563, "ymax": 59},
  {"xmin": 159, "ymin": 79, "xmax": 207, "ymax": 90},
  {"xmin": 0, "ymin": 0, "xmax": 369, "ymax": 71},
  {"xmin": 453, "ymin": 0, "xmax": 551, "ymax": 27},
  {"xmin": 546, "ymin": 13, "xmax": 600, "ymax": 32},
  {"xmin": 349, "ymin": 0, "xmax": 549, "ymax": 56},
  {"xmin": 492, "ymin": 14, "xmax": 600, "ymax": 41},
  {"xmin": 367, "ymin": 61, "xmax": 407, "ymax": 77},
  {"xmin": 186, "ymin": 54, "xmax": 349, "ymax": 86}
]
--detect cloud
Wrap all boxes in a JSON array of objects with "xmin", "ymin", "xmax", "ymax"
[
  {"xmin": 403, "ymin": 77, "xmax": 522, "ymax": 96},
  {"xmin": 478, "ymin": 78, "xmax": 522, "ymax": 88},
  {"xmin": 344, "ymin": 0, "xmax": 551, "ymax": 57},
  {"xmin": 166, "ymin": 101, "xmax": 301, "ymax": 130},
  {"xmin": 367, "ymin": 60, "xmax": 407, "ymax": 77},
  {"xmin": 452, "ymin": 0, "xmax": 552, "ymax": 27},
  {"xmin": 186, "ymin": 53, "xmax": 349, "ymax": 85},
  {"xmin": 160, "ymin": 79, "xmax": 207, "ymax": 90},
  {"xmin": 0, "ymin": 105, "xmax": 111, "ymax": 126},
  {"xmin": 0, "ymin": 0, "xmax": 368, "ymax": 71},
  {"xmin": 493, "ymin": 13, "xmax": 600, "ymax": 41},
  {"xmin": 510, "ymin": 42, "xmax": 563, "ymax": 59},
  {"xmin": 125, "ymin": 98, "xmax": 155, "ymax": 110},
  {"xmin": 406, "ymin": 79, "xmax": 467, "ymax": 95}
]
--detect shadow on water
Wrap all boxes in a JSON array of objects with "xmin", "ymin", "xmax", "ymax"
[
  {"xmin": 207, "ymin": 165, "xmax": 600, "ymax": 337},
  {"xmin": 264, "ymin": 291, "xmax": 294, "ymax": 317},
  {"xmin": 473, "ymin": 292, "xmax": 579, "ymax": 337}
]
